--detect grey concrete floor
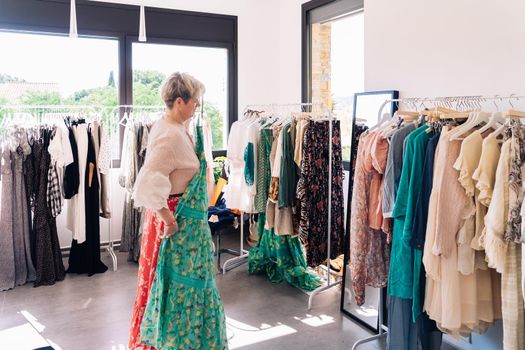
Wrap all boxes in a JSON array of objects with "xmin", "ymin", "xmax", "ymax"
[{"xmin": 0, "ymin": 232, "xmax": 385, "ymax": 350}]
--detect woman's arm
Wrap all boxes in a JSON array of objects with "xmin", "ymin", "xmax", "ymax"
[{"xmin": 156, "ymin": 207, "xmax": 178, "ymax": 238}]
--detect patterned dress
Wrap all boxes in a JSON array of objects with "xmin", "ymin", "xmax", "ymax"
[
  {"xmin": 248, "ymin": 128, "xmax": 321, "ymax": 291},
  {"xmin": 140, "ymin": 123, "xmax": 228, "ymax": 350},
  {"xmin": 129, "ymin": 196, "xmax": 180, "ymax": 350}
]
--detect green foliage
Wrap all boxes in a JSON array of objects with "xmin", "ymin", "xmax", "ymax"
[
  {"xmin": 133, "ymin": 82, "xmax": 163, "ymax": 106},
  {"xmin": 132, "ymin": 70, "xmax": 166, "ymax": 106},
  {"xmin": 65, "ymin": 86, "xmax": 118, "ymax": 107},
  {"xmin": 213, "ymin": 156, "xmax": 227, "ymax": 182},
  {"xmin": 133, "ymin": 70, "xmax": 166, "ymax": 91},
  {"xmin": 21, "ymin": 91, "xmax": 61, "ymax": 105},
  {"xmin": 204, "ymin": 102, "xmax": 224, "ymax": 150}
]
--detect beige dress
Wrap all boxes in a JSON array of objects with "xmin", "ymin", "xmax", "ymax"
[
  {"xmin": 484, "ymin": 139, "xmax": 511, "ymax": 272},
  {"xmin": 424, "ymin": 130, "xmax": 496, "ymax": 337},
  {"xmin": 454, "ymin": 130, "xmax": 502, "ymax": 328}
]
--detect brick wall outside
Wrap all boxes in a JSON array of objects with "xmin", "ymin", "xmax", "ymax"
[{"xmin": 311, "ymin": 22, "xmax": 332, "ymax": 110}]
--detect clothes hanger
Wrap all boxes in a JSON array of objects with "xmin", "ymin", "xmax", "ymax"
[
  {"xmin": 503, "ymin": 95, "xmax": 525, "ymax": 118},
  {"xmin": 478, "ymin": 99, "xmax": 505, "ymax": 134},
  {"xmin": 368, "ymin": 112, "xmax": 391, "ymax": 132},
  {"xmin": 448, "ymin": 98, "xmax": 490, "ymax": 140}
]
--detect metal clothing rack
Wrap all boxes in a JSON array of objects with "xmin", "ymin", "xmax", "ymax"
[
  {"xmin": 225, "ymin": 102, "xmax": 341, "ymax": 310},
  {"xmin": 350, "ymin": 92, "xmax": 525, "ymax": 349},
  {"xmin": 0, "ymin": 104, "xmax": 169, "ymax": 272}
]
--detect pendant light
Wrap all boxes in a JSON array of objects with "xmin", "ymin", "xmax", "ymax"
[
  {"xmin": 138, "ymin": 5, "xmax": 147, "ymax": 42},
  {"xmin": 69, "ymin": 0, "xmax": 78, "ymax": 38}
]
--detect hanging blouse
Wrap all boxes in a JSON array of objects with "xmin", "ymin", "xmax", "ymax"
[
  {"xmin": 506, "ymin": 125, "xmax": 525, "ymax": 243},
  {"xmin": 382, "ymin": 123, "xmax": 417, "ymax": 218},
  {"xmin": 484, "ymin": 139, "xmax": 511, "ymax": 273},
  {"xmin": 66, "ymin": 123, "xmax": 88, "ymax": 243},
  {"xmin": 367, "ymin": 132, "xmax": 389, "ymax": 231},
  {"xmin": 453, "ymin": 130, "xmax": 484, "ymax": 275}
]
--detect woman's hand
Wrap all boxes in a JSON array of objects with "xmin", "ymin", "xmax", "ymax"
[
  {"xmin": 156, "ymin": 207, "xmax": 178, "ymax": 239},
  {"xmin": 160, "ymin": 217, "xmax": 178, "ymax": 239}
]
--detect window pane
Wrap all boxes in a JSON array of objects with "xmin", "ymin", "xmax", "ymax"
[
  {"xmin": 0, "ymin": 31, "xmax": 120, "ymax": 157},
  {"xmin": 310, "ymin": 11, "xmax": 364, "ymax": 162},
  {"xmin": 0, "ymin": 31, "xmax": 119, "ymax": 107},
  {"xmin": 132, "ymin": 43, "xmax": 229, "ymax": 150}
]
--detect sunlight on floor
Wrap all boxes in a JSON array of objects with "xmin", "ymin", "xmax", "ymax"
[
  {"xmin": 226, "ymin": 317, "xmax": 297, "ymax": 349},
  {"xmin": 110, "ymin": 344, "xmax": 127, "ymax": 350},
  {"xmin": 354, "ymin": 304, "xmax": 378, "ymax": 318},
  {"xmin": 20, "ymin": 310, "xmax": 46, "ymax": 332},
  {"xmin": 0, "ymin": 323, "xmax": 50, "ymax": 349},
  {"xmin": 294, "ymin": 314, "xmax": 336, "ymax": 327}
]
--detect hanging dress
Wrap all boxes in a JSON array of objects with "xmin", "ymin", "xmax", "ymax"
[
  {"xmin": 248, "ymin": 128, "xmax": 321, "ymax": 291},
  {"xmin": 67, "ymin": 128, "xmax": 108, "ymax": 276},
  {"xmin": 12, "ymin": 129, "xmax": 36, "ymax": 285},
  {"xmin": 32, "ymin": 128, "xmax": 65, "ymax": 287},
  {"xmin": 0, "ymin": 146, "xmax": 16, "ymax": 291},
  {"xmin": 140, "ymin": 122, "xmax": 228, "ymax": 350}
]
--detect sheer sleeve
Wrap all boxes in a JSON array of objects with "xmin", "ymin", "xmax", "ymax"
[
  {"xmin": 132, "ymin": 135, "xmax": 175, "ymax": 210},
  {"xmin": 484, "ymin": 140, "xmax": 510, "ymax": 272}
]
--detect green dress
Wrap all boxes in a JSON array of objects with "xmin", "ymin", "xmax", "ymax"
[
  {"xmin": 388, "ymin": 125, "xmax": 427, "ymax": 299},
  {"xmin": 140, "ymin": 122, "xmax": 228, "ymax": 350},
  {"xmin": 248, "ymin": 128, "xmax": 321, "ymax": 291}
]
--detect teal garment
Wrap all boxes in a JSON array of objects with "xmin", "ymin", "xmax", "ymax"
[
  {"xmin": 278, "ymin": 123, "xmax": 297, "ymax": 208},
  {"xmin": 403, "ymin": 130, "xmax": 432, "ymax": 245},
  {"xmin": 244, "ymin": 142, "xmax": 255, "ymax": 186},
  {"xmin": 404, "ymin": 131, "xmax": 432, "ymax": 320},
  {"xmin": 140, "ymin": 123, "xmax": 228, "ymax": 350},
  {"xmin": 248, "ymin": 126, "xmax": 321, "ymax": 291},
  {"xmin": 254, "ymin": 129, "xmax": 273, "ymax": 213},
  {"xmin": 388, "ymin": 125, "xmax": 427, "ymax": 299}
]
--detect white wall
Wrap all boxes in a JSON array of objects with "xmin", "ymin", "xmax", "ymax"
[{"xmin": 364, "ymin": 0, "xmax": 525, "ymax": 97}]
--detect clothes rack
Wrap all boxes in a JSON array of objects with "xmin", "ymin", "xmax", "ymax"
[
  {"xmin": 226, "ymin": 102, "xmax": 340, "ymax": 310},
  {"xmin": 0, "ymin": 104, "xmax": 170, "ymax": 273},
  {"xmin": 350, "ymin": 92, "xmax": 525, "ymax": 350}
]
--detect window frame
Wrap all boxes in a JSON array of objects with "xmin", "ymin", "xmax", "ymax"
[
  {"xmin": 301, "ymin": 0, "xmax": 363, "ymax": 171},
  {"xmin": 126, "ymin": 36, "xmax": 235, "ymax": 158},
  {"xmin": 0, "ymin": 0, "xmax": 238, "ymax": 165}
]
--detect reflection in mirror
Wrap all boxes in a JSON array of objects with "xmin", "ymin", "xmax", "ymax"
[{"xmin": 341, "ymin": 90, "xmax": 398, "ymax": 332}]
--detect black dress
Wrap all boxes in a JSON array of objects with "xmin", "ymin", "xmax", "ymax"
[
  {"xmin": 300, "ymin": 120, "xmax": 345, "ymax": 267},
  {"xmin": 67, "ymin": 128, "xmax": 108, "ymax": 276},
  {"xmin": 31, "ymin": 128, "xmax": 66, "ymax": 287}
]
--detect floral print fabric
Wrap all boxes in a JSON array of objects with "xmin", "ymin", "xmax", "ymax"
[
  {"xmin": 248, "ymin": 127, "xmax": 321, "ymax": 291},
  {"xmin": 139, "ymin": 124, "xmax": 228, "ymax": 350},
  {"xmin": 128, "ymin": 196, "xmax": 180, "ymax": 350},
  {"xmin": 506, "ymin": 124, "xmax": 525, "ymax": 243},
  {"xmin": 298, "ymin": 120, "xmax": 345, "ymax": 267},
  {"xmin": 349, "ymin": 131, "xmax": 391, "ymax": 305}
]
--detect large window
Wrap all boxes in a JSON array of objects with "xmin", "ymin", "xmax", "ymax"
[
  {"xmin": 0, "ymin": 31, "xmax": 118, "ymax": 107},
  {"xmin": 0, "ymin": 0, "xmax": 238, "ymax": 158},
  {"xmin": 132, "ymin": 43, "xmax": 229, "ymax": 150},
  {"xmin": 303, "ymin": 0, "xmax": 364, "ymax": 165}
]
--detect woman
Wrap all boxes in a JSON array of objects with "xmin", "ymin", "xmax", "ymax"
[{"xmin": 129, "ymin": 72, "xmax": 228, "ymax": 350}]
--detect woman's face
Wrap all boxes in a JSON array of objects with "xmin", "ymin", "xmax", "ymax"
[{"xmin": 175, "ymin": 96, "xmax": 201, "ymax": 121}]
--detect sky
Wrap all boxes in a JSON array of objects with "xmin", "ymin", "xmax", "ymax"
[
  {"xmin": 0, "ymin": 31, "xmax": 227, "ymax": 112},
  {"xmin": 330, "ymin": 11, "xmax": 364, "ymax": 100}
]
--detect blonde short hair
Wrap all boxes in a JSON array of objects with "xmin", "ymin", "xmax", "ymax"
[{"xmin": 160, "ymin": 72, "xmax": 205, "ymax": 109}]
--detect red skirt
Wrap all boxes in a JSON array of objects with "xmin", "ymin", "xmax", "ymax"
[{"xmin": 128, "ymin": 197, "xmax": 180, "ymax": 350}]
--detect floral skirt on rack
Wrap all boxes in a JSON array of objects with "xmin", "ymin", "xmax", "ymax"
[{"xmin": 248, "ymin": 213, "xmax": 321, "ymax": 291}]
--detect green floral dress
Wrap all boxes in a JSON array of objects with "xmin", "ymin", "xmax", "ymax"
[
  {"xmin": 140, "ymin": 123, "xmax": 228, "ymax": 350},
  {"xmin": 248, "ymin": 128, "xmax": 321, "ymax": 291}
]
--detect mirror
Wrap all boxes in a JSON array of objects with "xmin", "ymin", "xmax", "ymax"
[{"xmin": 341, "ymin": 90, "xmax": 398, "ymax": 332}]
